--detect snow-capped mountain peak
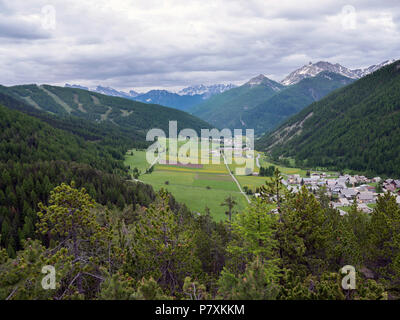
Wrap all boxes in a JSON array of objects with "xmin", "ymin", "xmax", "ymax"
[
  {"xmin": 281, "ymin": 59, "xmax": 397, "ymax": 86},
  {"xmin": 246, "ymin": 74, "xmax": 268, "ymax": 86},
  {"xmin": 281, "ymin": 61, "xmax": 359, "ymax": 86},
  {"xmin": 245, "ymin": 74, "xmax": 283, "ymax": 91},
  {"xmin": 64, "ymin": 84, "xmax": 140, "ymax": 99},
  {"xmin": 65, "ymin": 83, "xmax": 89, "ymax": 91},
  {"xmin": 178, "ymin": 83, "xmax": 237, "ymax": 98},
  {"xmin": 352, "ymin": 59, "xmax": 397, "ymax": 78}
]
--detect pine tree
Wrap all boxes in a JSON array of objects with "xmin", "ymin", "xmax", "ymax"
[
  {"xmin": 277, "ymin": 186, "xmax": 332, "ymax": 278},
  {"xmin": 368, "ymin": 193, "xmax": 400, "ymax": 292},
  {"xmin": 218, "ymin": 258, "xmax": 280, "ymax": 300},
  {"xmin": 259, "ymin": 168, "xmax": 284, "ymax": 215},
  {"xmin": 132, "ymin": 190, "xmax": 201, "ymax": 295},
  {"xmin": 220, "ymin": 195, "xmax": 237, "ymax": 222},
  {"xmin": 36, "ymin": 182, "xmax": 111, "ymax": 297},
  {"xmin": 183, "ymin": 277, "xmax": 209, "ymax": 300},
  {"xmin": 225, "ymin": 198, "xmax": 280, "ymax": 275}
]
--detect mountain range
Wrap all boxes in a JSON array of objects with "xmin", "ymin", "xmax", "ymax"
[
  {"xmin": 281, "ymin": 59, "xmax": 396, "ymax": 85},
  {"xmin": 64, "ymin": 60, "xmax": 395, "ymax": 118},
  {"xmin": 256, "ymin": 59, "xmax": 400, "ymax": 177},
  {"xmin": 66, "ymin": 84, "xmax": 141, "ymax": 99},
  {"xmin": 189, "ymin": 71, "xmax": 354, "ymax": 135},
  {"xmin": 188, "ymin": 59, "xmax": 395, "ymax": 135},
  {"xmin": 0, "ymin": 84, "xmax": 212, "ymax": 136},
  {"xmin": 65, "ymin": 83, "xmax": 236, "ymax": 111}
]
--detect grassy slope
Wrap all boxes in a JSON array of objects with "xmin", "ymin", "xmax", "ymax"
[
  {"xmin": 190, "ymin": 72, "xmax": 353, "ymax": 135},
  {"xmin": 189, "ymin": 82, "xmax": 281, "ymax": 129},
  {"xmin": 256, "ymin": 60, "xmax": 400, "ymax": 177},
  {"xmin": 245, "ymin": 72, "xmax": 355, "ymax": 134},
  {"xmin": 0, "ymin": 84, "xmax": 212, "ymax": 135},
  {"xmin": 125, "ymin": 149, "xmax": 248, "ymax": 221}
]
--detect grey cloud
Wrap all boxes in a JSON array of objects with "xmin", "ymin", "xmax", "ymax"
[
  {"xmin": 0, "ymin": 15, "xmax": 51, "ymax": 40},
  {"xmin": 0, "ymin": 0, "xmax": 398, "ymax": 91}
]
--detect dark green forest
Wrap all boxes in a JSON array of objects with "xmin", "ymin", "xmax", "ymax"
[
  {"xmin": 0, "ymin": 64, "xmax": 400, "ymax": 300},
  {"xmin": 189, "ymin": 76, "xmax": 283, "ymax": 131},
  {"xmin": 190, "ymin": 72, "xmax": 353, "ymax": 135},
  {"xmin": 0, "ymin": 84, "xmax": 212, "ymax": 135},
  {"xmin": 1, "ymin": 172, "xmax": 399, "ymax": 300},
  {"xmin": 246, "ymin": 72, "xmax": 354, "ymax": 134},
  {"xmin": 256, "ymin": 60, "xmax": 400, "ymax": 178}
]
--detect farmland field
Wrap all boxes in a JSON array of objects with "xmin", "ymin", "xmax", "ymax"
[
  {"xmin": 124, "ymin": 143, "xmax": 305, "ymax": 221},
  {"xmin": 125, "ymin": 148, "xmax": 249, "ymax": 221}
]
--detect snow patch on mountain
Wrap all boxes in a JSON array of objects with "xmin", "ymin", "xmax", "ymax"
[
  {"xmin": 178, "ymin": 84, "xmax": 237, "ymax": 98},
  {"xmin": 65, "ymin": 84, "xmax": 89, "ymax": 91},
  {"xmin": 281, "ymin": 60, "xmax": 396, "ymax": 86},
  {"xmin": 64, "ymin": 84, "xmax": 140, "ymax": 99},
  {"xmin": 245, "ymin": 74, "xmax": 283, "ymax": 92}
]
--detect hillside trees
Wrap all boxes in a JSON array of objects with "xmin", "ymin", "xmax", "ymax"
[
  {"xmin": 0, "ymin": 161, "xmax": 156, "ymax": 254},
  {"xmin": 132, "ymin": 191, "xmax": 202, "ymax": 296},
  {"xmin": 37, "ymin": 182, "xmax": 112, "ymax": 297},
  {"xmin": 277, "ymin": 186, "xmax": 332, "ymax": 278},
  {"xmin": 367, "ymin": 193, "xmax": 400, "ymax": 293},
  {"xmin": 218, "ymin": 198, "xmax": 280, "ymax": 299},
  {"xmin": 258, "ymin": 60, "xmax": 400, "ymax": 177}
]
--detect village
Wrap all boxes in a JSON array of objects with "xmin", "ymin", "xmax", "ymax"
[{"xmin": 281, "ymin": 172, "xmax": 400, "ymax": 215}]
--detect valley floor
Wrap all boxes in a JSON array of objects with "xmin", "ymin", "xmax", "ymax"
[{"xmin": 124, "ymin": 142, "xmax": 284, "ymax": 220}]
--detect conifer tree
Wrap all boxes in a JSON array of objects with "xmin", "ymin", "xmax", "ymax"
[
  {"xmin": 132, "ymin": 190, "xmax": 202, "ymax": 295},
  {"xmin": 36, "ymin": 182, "xmax": 111, "ymax": 297},
  {"xmin": 368, "ymin": 193, "xmax": 400, "ymax": 292}
]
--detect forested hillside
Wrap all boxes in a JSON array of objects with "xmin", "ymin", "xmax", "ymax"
[
  {"xmin": 244, "ymin": 72, "xmax": 354, "ymax": 134},
  {"xmin": 0, "ymin": 104, "xmax": 128, "ymax": 174},
  {"xmin": 190, "ymin": 72, "xmax": 353, "ymax": 135},
  {"xmin": 0, "ymin": 81, "xmax": 399, "ymax": 301},
  {"xmin": 1, "ymin": 171, "xmax": 399, "ymax": 300},
  {"xmin": 0, "ymin": 84, "xmax": 211, "ymax": 134},
  {"xmin": 189, "ymin": 75, "xmax": 284, "ymax": 130},
  {"xmin": 133, "ymin": 90, "xmax": 204, "ymax": 111},
  {"xmin": 0, "ymin": 102, "xmax": 160, "ymax": 254},
  {"xmin": 256, "ymin": 60, "xmax": 400, "ymax": 177}
]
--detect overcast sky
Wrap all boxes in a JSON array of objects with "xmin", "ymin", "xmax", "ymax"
[{"xmin": 0, "ymin": 0, "xmax": 399, "ymax": 92}]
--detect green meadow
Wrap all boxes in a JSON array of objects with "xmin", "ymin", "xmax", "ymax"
[
  {"xmin": 124, "ymin": 142, "xmax": 310, "ymax": 221},
  {"xmin": 258, "ymin": 154, "xmax": 308, "ymax": 177},
  {"xmin": 125, "ymin": 148, "xmax": 248, "ymax": 221}
]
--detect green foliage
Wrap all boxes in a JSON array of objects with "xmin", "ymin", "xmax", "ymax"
[
  {"xmin": 0, "ymin": 160, "xmax": 156, "ymax": 252},
  {"xmin": 258, "ymin": 60, "xmax": 400, "ymax": 177},
  {"xmin": 36, "ymin": 182, "xmax": 111, "ymax": 297},
  {"xmin": 191, "ymin": 72, "xmax": 353, "ymax": 134},
  {"xmin": 225, "ymin": 198, "xmax": 279, "ymax": 275},
  {"xmin": 132, "ymin": 191, "xmax": 202, "ymax": 295},
  {"xmin": 259, "ymin": 165, "xmax": 275, "ymax": 177},
  {"xmin": 0, "ymin": 84, "xmax": 211, "ymax": 136},
  {"xmin": 277, "ymin": 186, "xmax": 332, "ymax": 278},
  {"xmin": 0, "ymin": 239, "xmax": 73, "ymax": 300},
  {"xmin": 278, "ymin": 269, "xmax": 386, "ymax": 300},
  {"xmin": 259, "ymin": 168, "xmax": 285, "ymax": 211},
  {"xmin": 183, "ymin": 277, "xmax": 209, "ymax": 300},
  {"xmin": 0, "ymin": 103, "xmax": 128, "ymax": 174},
  {"xmin": 218, "ymin": 258, "xmax": 280, "ymax": 300},
  {"xmin": 132, "ymin": 277, "xmax": 172, "ymax": 300},
  {"xmin": 367, "ymin": 193, "xmax": 400, "ymax": 292},
  {"xmin": 220, "ymin": 195, "xmax": 237, "ymax": 222},
  {"xmin": 98, "ymin": 273, "xmax": 136, "ymax": 300}
]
